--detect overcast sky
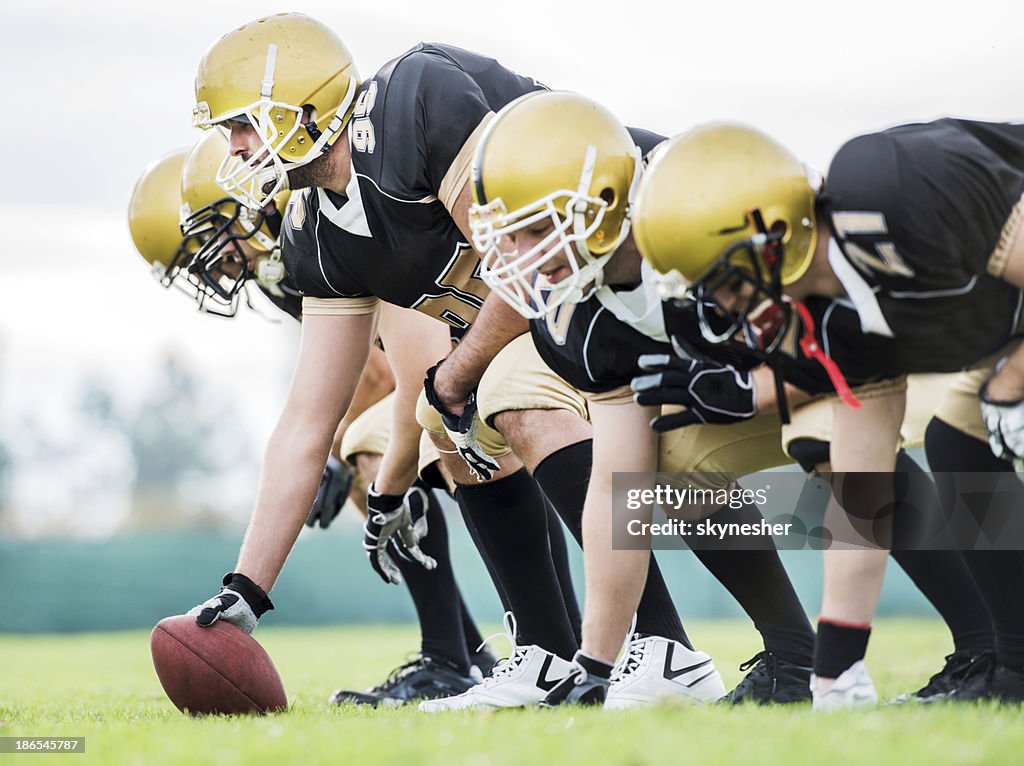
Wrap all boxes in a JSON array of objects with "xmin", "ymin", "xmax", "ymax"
[{"xmin": 2, "ymin": 0, "xmax": 1022, "ymax": 514}]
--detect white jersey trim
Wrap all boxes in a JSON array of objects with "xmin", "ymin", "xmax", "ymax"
[{"xmin": 828, "ymin": 238, "xmax": 895, "ymax": 338}]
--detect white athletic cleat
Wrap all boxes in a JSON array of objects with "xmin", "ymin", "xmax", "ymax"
[
  {"xmin": 418, "ymin": 613, "xmax": 573, "ymax": 712},
  {"xmin": 605, "ymin": 634, "xmax": 726, "ymax": 709},
  {"xmin": 811, "ymin": 660, "xmax": 878, "ymax": 710}
]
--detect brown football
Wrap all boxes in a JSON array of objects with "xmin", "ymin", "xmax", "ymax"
[{"xmin": 150, "ymin": 615, "xmax": 288, "ymax": 716}]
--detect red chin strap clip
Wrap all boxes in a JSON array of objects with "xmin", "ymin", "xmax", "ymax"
[{"xmin": 793, "ymin": 301, "xmax": 862, "ymax": 409}]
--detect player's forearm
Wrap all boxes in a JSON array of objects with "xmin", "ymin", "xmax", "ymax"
[
  {"xmin": 751, "ymin": 366, "xmax": 811, "ymax": 414},
  {"xmin": 435, "ymin": 293, "xmax": 529, "ymax": 405},
  {"xmin": 580, "ymin": 474, "xmax": 651, "ymax": 664},
  {"xmin": 372, "ymin": 397, "xmax": 422, "ymax": 494},
  {"xmin": 330, "ymin": 346, "xmax": 395, "ymax": 459},
  {"xmin": 236, "ymin": 420, "xmax": 335, "ymax": 592}
]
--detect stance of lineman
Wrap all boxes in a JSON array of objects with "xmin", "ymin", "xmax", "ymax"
[{"xmin": 635, "ymin": 119, "xmax": 1024, "ymax": 705}]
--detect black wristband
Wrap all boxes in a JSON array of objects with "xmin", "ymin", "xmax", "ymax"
[
  {"xmin": 222, "ymin": 572, "xmax": 275, "ymax": 618},
  {"xmin": 423, "ymin": 363, "xmax": 456, "ymax": 417},
  {"xmin": 368, "ymin": 483, "xmax": 405, "ymax": 512}
]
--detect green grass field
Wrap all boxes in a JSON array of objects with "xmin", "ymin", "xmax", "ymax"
[{"xmin": 1, "ymin": 620, "xmax": 1020, "ymax": 766}]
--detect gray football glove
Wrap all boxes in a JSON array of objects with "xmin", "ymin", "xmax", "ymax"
[
  {"xmin": 187, "ymin": 572, "xmax": 274, "ymax": 635},
  {"xmin": 363, "ymin": 484, "xmax": 437, "ymax": 585},
  {"xmin": 424, "ymin": 364, "xmax": 500, "ymax": 481}
]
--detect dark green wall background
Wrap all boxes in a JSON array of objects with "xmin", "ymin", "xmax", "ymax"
[{"xmin": 0, "ymin": 507, "xmax": 936, "ymax": 633}]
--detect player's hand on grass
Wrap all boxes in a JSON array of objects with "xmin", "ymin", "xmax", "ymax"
[
  {"xmin": 631, "ymin": 354, "xmax": 756, "ymax": 432},
  {"xmin": 363, "ymin": 484, "xmax": 437, "ymax": 585},
  {"xmin": 305, "ymin": 456, "xmax": 353, "ymax": 529},
  {"xmin": 187, "ymin": 572, "xmax": 274, "ymax": 635}
]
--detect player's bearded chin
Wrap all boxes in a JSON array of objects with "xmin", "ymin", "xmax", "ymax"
[{"xmin": 278, "ymin": 151, "xmax": 334, "ymax": 193}]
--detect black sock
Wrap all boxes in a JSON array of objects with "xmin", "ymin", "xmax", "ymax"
[
  {"xmin": 458, "ymin": 594, "xmax": 485, "ymax": 654},
  {"xmin": 534, "ymin": 440, "xmax": 692, "ymax": 648},
  {"xmin": 455, "ymin": 469, "xmax": 579, "ymax": 659},
  {"xmin": 393, "ymin": 485, "xmax": 470, "ymax": 673},
  {"xmin": 575, "ymin": 651, "xmax": 614, "ymax": 680},
  {"xmin": 889, "ymin": 450, "xmax": 994, "ymax": 653},
  {"xmin": 545, "ymin": 500, "xmax": 582, "ymax": 643},
  {"xmin": 814, "ymin": 619, "xmax": 871, "ymax": 678},
  {"xmin": 926, "ymin": 418, "xmax": 1024, "ymax": 669},
  {"xmin": 687, "ymin": 501, "xmax": 815, "ymax": 666},
  {"xmin": 457, "ymin": 493, "xmax": 512, "ymax": 614}
]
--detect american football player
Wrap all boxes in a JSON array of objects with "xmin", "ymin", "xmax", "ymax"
[
  {"xmin": 128, "ymin": 135, "xmax": 496, "ymax": 706},
  {"xmin": 463, "ymin": 91, "xmax": 996, "ymax": 706},
  {"xmin": 634, "ymin": 120, "xmax": 1024, "ymax": 705},
  {"xmin": 186, "ymin": 13, "xmax": 596, "ymax": 708}
]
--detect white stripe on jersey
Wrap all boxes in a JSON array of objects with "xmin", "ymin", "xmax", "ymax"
[{"xmin": 828, "ymin": 239, "xmax": 895, "ymax": 338}]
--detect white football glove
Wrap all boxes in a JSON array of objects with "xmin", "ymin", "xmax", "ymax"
[{"xmin": 980, "ymin": 384, "xmax": 1024, "ymax": 471}]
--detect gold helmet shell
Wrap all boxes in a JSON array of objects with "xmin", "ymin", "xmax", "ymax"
[
  {"xmin": 193, "ymin": 13, "xmax": 361, "ymax": 209},
  {"xmin": 127, "ymin": 149, "xmax": 190, "ymax": 283},
  {"xmin": 634, "ymin": 123, "xmax": 817, "ymax": 291},
  {"xmin": 180, "ymin": 129, "xmax": 290, "ymax": 255},
  {"xmin": 469, "ymin": 90, "xmax": 642, "ymax": 318},
  {"xmin": 180, "ymin": 130, "xmax": 291, "ymax": 304}
]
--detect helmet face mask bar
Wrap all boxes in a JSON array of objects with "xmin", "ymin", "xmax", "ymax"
[
  {"xmin": 690, "ymin": 208, "xmax": 795, "ymax": 356},
  {"xmin": 471, "ymin": 143, "xmax": 642, "ymax": 320},
  {"xmin": 182, "ymin": 197, "xmax": 285, "ymax": 313}
]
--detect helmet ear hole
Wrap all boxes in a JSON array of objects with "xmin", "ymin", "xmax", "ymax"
[
  {"xmin": 599, "ymin": 187, "xmax": 616, "ymax": 207},
  {"xmin": 770, "ymin": 220, "xmax": 787, "ymax": 238}
]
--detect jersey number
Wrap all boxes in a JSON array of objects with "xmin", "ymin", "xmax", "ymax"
[
  {"xmin": 831, "ymin": 211, "xmax": 915, "ymax": 278},
  {"xmin": 414, "ymin": 243, "xmax": 490, "ymax": 329}
]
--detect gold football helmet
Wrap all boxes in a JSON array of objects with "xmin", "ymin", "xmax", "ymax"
[
  {"xmin": 180, "ymin": 130, "xmax": 291, "ymax": 309},
  {"xmin": 127, "ymin": 149, "xmax": 199, "ymax": 298},
  {"xmin": 633, "ymin": 123, "xmax": 817, "ymax": 349},
  {"xmin": 193, "ymin": 12, "xmax": 360, "ymax": 209},
  {"xmin": 469, "ymin": 91, "xmax": 642, "ymax": 318}
]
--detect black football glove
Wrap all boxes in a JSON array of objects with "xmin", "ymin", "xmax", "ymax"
[
  {"xmin": 363, "ymin": 484, "xmax": 437, "ymax": 585},
  {"xmin": 305, "ymin": 456, "xmax": 354, "ymax": 529},
  {"xmin": 631, "ymin": 353, "xmax": 756, "ymax": 433},
  {"xmin": 187, "ymin": 572, "xmax": 274, "ymax": 635},
  {"xmin": 423, "ymin": 363, "xmax": 500, "ymax": 481}
]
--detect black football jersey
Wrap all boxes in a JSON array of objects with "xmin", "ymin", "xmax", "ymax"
[
  {"xmin": 811, "ymin": 118, "xmax": 1024, "ymax": 378},
  {"xmin": 282, "ymin": 43, "xmax": 545, "ymax": 330},
  {"xmin": 528, "ymin": 129, "xmax": 675, "ymax": 392},
  {"xmin": 531, "ymin": 265, "xmax": 672, "ymax": 393},
  {"xmin": 257, "ymin": 275, "xmax": 303, "ymax": 322}
]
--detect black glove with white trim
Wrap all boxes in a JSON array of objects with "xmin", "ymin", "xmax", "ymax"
[
  {"xmin": 187, "ymin": 572, "xmax": 274, "ymax": 635},
  {"xmin": 631, "ymin": 354, "xmax": 756, "ymax": 433},
  {"xmin": 363, "ymin": 484, "xmax": 437, "ymax": 585},
  {"xmin": 423, "ymin": 363, "xmax": 500, "ymax": 481},
  {"xmin": 305, "ymin": 456, "xmax": 353, "ymax": 529}
]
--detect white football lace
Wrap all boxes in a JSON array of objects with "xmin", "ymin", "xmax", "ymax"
[
  {"xmin": 611, "ymin": 635, "xmax": 649, "ymax": 683},
  {"xmin": 475, "ymin": 611, "xmax": 528, "ymax": 685}
]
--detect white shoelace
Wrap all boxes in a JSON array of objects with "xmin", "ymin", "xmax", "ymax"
[
  {"xmin": 609, "ymin": 615, "xmax": 642, "ymax": 683},
  {"xmin": 474, "ymin": 612, "xmax": 528, "ymax": 687}
]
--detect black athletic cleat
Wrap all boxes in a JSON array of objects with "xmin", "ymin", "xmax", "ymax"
[
  {"xmin": 949, "ymin": 659, "xmax": 1024, "ymax": 705},
  {"xmin": 721, "ymin": 651, "xmax": 812, "ymax": 705},
  {"xmin": 890, "ymin": 649, "xmax": 995, "ymax": 704},
  {"xmin": 329, "ymin": 654, "xmax": 477, "ymax": 707},
  {"xmin": 539, "ymin": 665, "xmax": 609, "ymax": 708}
]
